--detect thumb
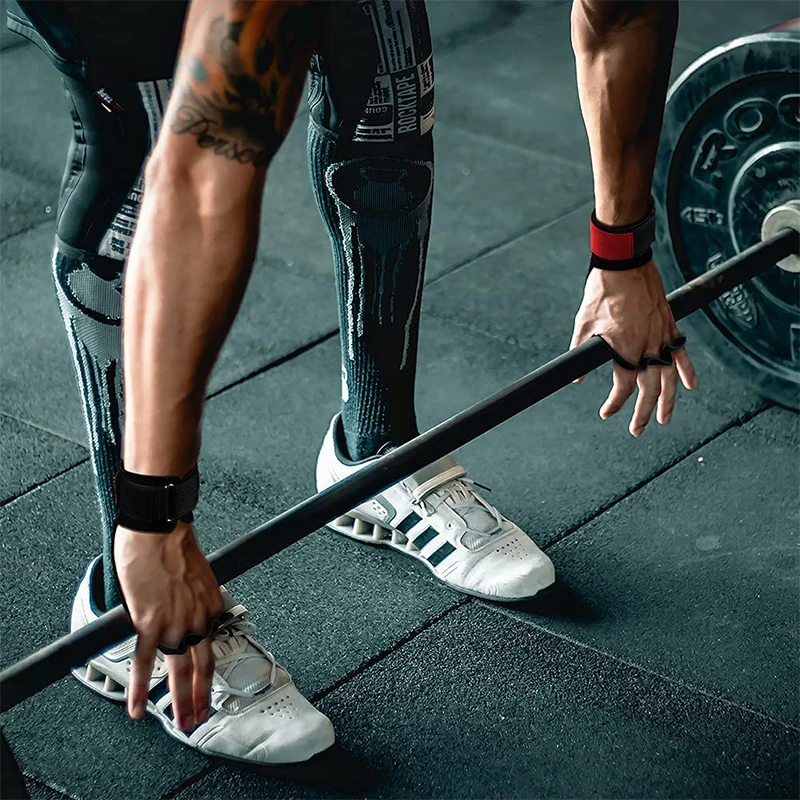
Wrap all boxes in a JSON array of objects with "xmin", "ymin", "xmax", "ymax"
[{"xmin": 570, "ymin": 323, "xmax": 590, "ymax": 384}]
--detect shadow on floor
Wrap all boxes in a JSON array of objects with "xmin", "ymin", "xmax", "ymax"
[
  {"xmin": 215, "ymin": 742, "xmax": 380, "ymax": 797},
  {"xmin": 504, "ymin": 580, "xmax": 599, "ymax": 623}
]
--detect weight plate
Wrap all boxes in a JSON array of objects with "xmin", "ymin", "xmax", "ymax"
[{"xmin": 653, "ymin": 31, "xmax": 800, "ymax": 409}]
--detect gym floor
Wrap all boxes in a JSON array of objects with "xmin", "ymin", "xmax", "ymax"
[{"xmin": 1, "ymin": 1, "xmax": 798, "ymax": 798}]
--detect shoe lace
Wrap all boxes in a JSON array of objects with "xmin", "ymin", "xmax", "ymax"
[{"xmin": 210, "ymin": 605, "xmax": 277, "ymax": 700}]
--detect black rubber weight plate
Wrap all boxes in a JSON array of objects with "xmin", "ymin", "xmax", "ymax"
[{"xmin": 653, "ymin": 32, "xmax": 800, "ymax": 410}]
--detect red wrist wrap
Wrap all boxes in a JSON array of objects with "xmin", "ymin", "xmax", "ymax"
[{"xmin": 589, "ymin": 203, "xmax": 656, "ymax": 271}]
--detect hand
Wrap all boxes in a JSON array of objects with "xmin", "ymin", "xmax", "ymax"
[
  {"xmin": 114, "ymin": 521, "xmax": 223, "ymax": 731},
  {"xmin": 570, "ymin": 260, "xmax": 698, "ymax": 435}
]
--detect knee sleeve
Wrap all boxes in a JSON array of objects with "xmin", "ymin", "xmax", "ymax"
[
  {"xmin": 53, "ymin": 248, "xmax": 123, "ymax": 607},
  {"xmin": 326, "ymin": 153, "xmax": 433, "ymax": 371}
]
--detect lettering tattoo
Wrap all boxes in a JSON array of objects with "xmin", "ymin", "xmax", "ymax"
[{"xmin": 170, "ymin": 0, "xmax": 319, "ymax": 166}]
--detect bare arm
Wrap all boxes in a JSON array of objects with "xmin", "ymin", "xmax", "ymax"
[
  {"xmin": 571, "ymin": 0, "xmax": 678, "ymax": 225},
  {"xmin": 123, "ymin": 0, "xmax": 320, "ymax": 475},
  {"xmin": 118, "ymin": 0, "xmax": 321, "ymax": 725},
  {"xmin": 569, "ymin": 0, "xmax": 697, "ymax": 437}
]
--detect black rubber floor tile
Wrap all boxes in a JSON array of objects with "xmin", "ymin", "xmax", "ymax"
[
  {"xmin": 0, "ymin": 220, "xmax": 337, "ymax": 442},
  {"xmin": 0, "ymin": 46, "xmax": 70, "ymax": 190},
  {"xmin": 0, "ymin": 225, "xmax": 85, "ymax": 443},
  {"xmin": 0, "ymin": 466, "xmax": 208, "ymax": 799},
  {"xmin": 428, "ymin": 123, "xmax": 589, "ymax": 274},
  {"xmin": 432, "ymin": 4, "xmax": 770, "ymax": 163},
  {"xmin": 178, "ymin": 602, "xmax": 799, "ymax": 800},
  {"xmin": 2, "ymin": 680, "xmax": 207, "ymax": 800},
  {"xmin": 498, "ymin": 407, "xmax": 800, "ymax": 728},
  {"xmin": 0, "ymin": 169, "xmax": 54, "ymax": 241},
  {"xmin": 0, "ymin": 414, "xmax": 85, "ymax": 503},
  {"xmin": 433, "ymin": 3, "xmax": 588, "ymax": 165},
  {"xmin": 25, "ymin": 778, "xmax": 73, "ymax": 800},
  {"xmin": 0, "ymin": 458, "xmax": 458, "ymax": 797},
  {"xmin": 676, "ymin": 1, "xmax": 798, "ymax": 53}
]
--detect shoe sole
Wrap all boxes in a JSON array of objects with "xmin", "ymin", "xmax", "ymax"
[
  {"xmin": 326, "ymin": 513, "xmax": 554, "ymax": 603},
  {"xmin": 71, "ymin": 660, "xmax": 333, "ymax": 767}
]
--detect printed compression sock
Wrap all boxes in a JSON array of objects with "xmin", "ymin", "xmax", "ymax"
[
  {"xmin": 308, "ymin": 122, "xmax": 433, "ymax": 460},
  {"xmin": 53, "ymin": 247, "xmax": 123, "ymax": 609}
]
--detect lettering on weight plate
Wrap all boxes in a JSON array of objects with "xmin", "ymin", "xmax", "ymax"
[
  {"xmin": 717, "ymin": 284, "xmax": 758, "ymax": 330},
  {"xmin": 690, "ymin": 130, "xmax": 738, "ymax": 189},
  {"xmin": 681, "ymin": 207, "xmax": 726, "ymax": 227}
]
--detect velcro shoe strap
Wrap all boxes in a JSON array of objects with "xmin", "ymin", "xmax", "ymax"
[{"xmin": 402, "ymin": 455, "xmax": 467, "ymax": 504}]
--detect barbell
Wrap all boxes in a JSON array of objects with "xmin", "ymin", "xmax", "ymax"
[{"xmin": 1, "ymin": 29, "xmax": 799, "ymax": 715}]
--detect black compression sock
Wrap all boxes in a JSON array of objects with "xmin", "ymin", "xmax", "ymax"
[
  {"xmin": 53, "ymin": 247, "xmax": 123, "ymax": 610},
  {"xmin": 308, "ymin": 122, "xmax": 433, "ymax": 460}
]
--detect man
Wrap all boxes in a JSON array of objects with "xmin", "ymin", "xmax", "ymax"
[{"xmin": 7, "ymin": 0, "xmax": 695, "ymax": 770}]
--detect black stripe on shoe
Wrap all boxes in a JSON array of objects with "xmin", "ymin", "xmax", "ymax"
[
  {"xmin": 396, "ymin": 511, "xmax": 422, "ymax": 534},
  {"xmin": 427, "ymin": 542, "xmax": 456, "ymax": 567},
  {"xmin": 148, "ymin": 681, "xmax": 173, "ymax": 717},
  {"xmin": 411, "ymin": 527, "xmax": 438, "ymax": 550}
]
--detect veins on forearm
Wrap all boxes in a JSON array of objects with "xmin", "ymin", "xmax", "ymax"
[{"xmin": 170, "ymin": 1, "xmax": 316, "ymax": 166}]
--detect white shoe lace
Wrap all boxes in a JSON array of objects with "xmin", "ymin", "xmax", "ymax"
[{"xmin": 210, "ymin": 605, "xmax": 277, "ymax": 701}]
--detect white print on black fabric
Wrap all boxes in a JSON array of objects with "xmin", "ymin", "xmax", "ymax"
[
  {"xmin": 356, "ymin": 0, "xmax": 434, "ymax": 143},
  {"xmin": 98, "ymin": 79, "xmax": 173, "ymax": 260}
]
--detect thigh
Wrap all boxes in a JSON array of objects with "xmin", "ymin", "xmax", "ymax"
[
  {"xmin": 309, "ymin": 0, "xmax": 434, "ymax": 155},
  {"xmin": 57, "ymin": 77, "xmax": 161, "ymax": 258}
]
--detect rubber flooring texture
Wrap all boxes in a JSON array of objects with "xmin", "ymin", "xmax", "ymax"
[{"xmin": 1, "ymin": 1, "xmax": 798, "ymax": 798}]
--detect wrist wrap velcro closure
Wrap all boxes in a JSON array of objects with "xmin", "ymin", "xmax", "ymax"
[
  {"xmin": 589, "ymin": 202, "xmax": 656, "ymax": 271},
  {"xmin": 115, "ymin": 464, "xmax": 199, "ymax": 533}
]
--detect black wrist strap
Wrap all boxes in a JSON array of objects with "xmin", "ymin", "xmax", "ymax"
[{"xmin": 115, "ymin": 465, "xmax": 199, "ymax": 533}]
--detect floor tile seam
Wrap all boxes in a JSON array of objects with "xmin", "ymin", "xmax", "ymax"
[
  {"xmin": 0, "ymin": 457, "xmax": 89, "ymax": 510},
  {"xmin": 428, "ymin": 195, "xmax": 592, "ymax": 289},
  {"xmin": 20, "ymin": 768, "xmax": 78, "ymax": 800},
  {"xmin": 480, "ymin": 600, "xmax": 800, "ymax": 734},
  {"xmin": 437, "ymin": 119, "xmax": 592, "ymax": 175},
  {"xmin": 0, "ymin": 218, "xmax": 53, "ymax": 245},
  {"xmin": 309, "ymin": 596, "xmax": 472, "ymax": 704},
  {"xmin": 541, "ymin": 402, "xmax": 771, "ymax": 553},
  {"xmin": 205, "ymin": 205, "xmax": 581, "ymax": 402},
  {"xmin": 428, "ymin": 0, "xmax": 534, "ymax": 58},
  {"xmin": 421, "ymin": 311, "xmax": 524, "ymax": 349},
  {"xmin": 0, "ymin": 218, "xmax": 54, "ymax": 245},
  {"xmin": 206, "ymin": 329, "xmax": 339, "ymax": 401},
  {"xmin": 161, "ymin": 764, "xmax": 220, "ymax": 800},
  {"xmin": 0, "ymin": 411, "xmax": 88, "ymax": 448},
  {"xmin": 0, "ymin": 39, "xmax": 28, "ymax": 54}
]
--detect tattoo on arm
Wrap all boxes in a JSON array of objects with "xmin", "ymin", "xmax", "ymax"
[{"xmin": 170, "ymin": 0, "xmax": 320, "ymax": 167}]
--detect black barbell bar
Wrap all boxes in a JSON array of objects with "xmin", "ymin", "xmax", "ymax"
[{"xmin": 1, "ymin": 229, "xmax": 797, "ymax": 713}]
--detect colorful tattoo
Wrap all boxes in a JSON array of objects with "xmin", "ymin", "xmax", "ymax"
[{"xmin": 170, "ymin": 0, "xmax": 319, "ymax": 166}]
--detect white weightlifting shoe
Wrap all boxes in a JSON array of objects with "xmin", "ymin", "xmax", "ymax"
[
  {"xmin": 71, "ymin": 557, "xmax": 335, "ymax": 765},
  {"xmin": 317, "ymin": 415, "xmax": 555, "ymax": 602}
]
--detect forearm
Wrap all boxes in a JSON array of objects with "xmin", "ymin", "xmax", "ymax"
[
  {"xmin": 121, "ymin": 155, "xmax": 264, "ymax": 475},
  {"xmin": 120, "ymin": 0, "xmax": 319, "ymax": 477},
  {"xmin": 572, "ymin": 0, "xmax": 678, "ymax": 225}
]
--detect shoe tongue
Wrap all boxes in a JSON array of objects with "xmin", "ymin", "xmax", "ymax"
[
  {"xmin": 215, "ymin": 593, "xmax": 273, "ymax": 699},
  {"xmin": 458, "ymin": 502, "xmax": 499, "ymax": 534}
]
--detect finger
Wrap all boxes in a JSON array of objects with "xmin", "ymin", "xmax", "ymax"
[
  {"xmin": 191, "ymin": 638, "xmax": 215, "ymax": 725},
  {"xmin": 165, "ymin": 650, "xmax": 196, "ymax": 732},
  {"xmin": 675, "ymin": 348, "xmax": 699, "ymax": 391},
  {"xmin": 630, "ymin": 366, "xmax": 662, "ymax": 436},
  {"xmin": 657, "ymin": 364, "xmax": 679, "ymax": 425},
  {"xmin": 129, "ymin": 630, "xmax": 159, "ymax": 720},
  {"xmin": 599, "ymin": 364, "xmax": 637, "ymax": 419}
]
